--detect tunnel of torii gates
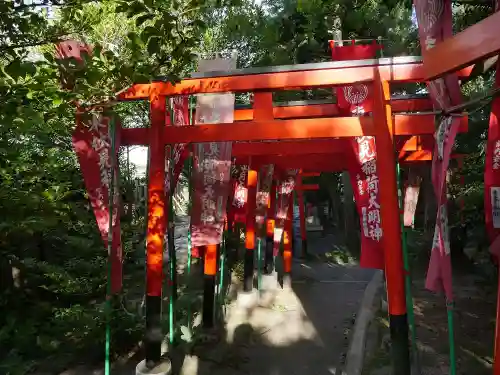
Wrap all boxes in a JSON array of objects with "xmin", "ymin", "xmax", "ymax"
[
  {"xmin": 55, "ymin": 3, "xmax": 500, "ymax": 373},
  {"xmin": 99, "ymin": 54, "xmax": 478, "ymax": 374}
]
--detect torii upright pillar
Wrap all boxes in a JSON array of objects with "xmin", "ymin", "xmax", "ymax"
[
  {"xmin": 144, "ymin": 94, "xmax": 167, "ymax": 368},
  {"xmin": 243, "ymin": 165, "xmax": 258, "ymax": 292},
  {"xmin": 373, "ymin": 73, "xmax": 410, "ymax": 375}
]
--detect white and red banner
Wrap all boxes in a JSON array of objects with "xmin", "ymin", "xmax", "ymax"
[
  {"xmin": 273, "ymin": 170, "xmax": 298, "ymax": 255},
  {"xmin": 485, "ymin": 0, "xmax": 500, "ymax": 259},
  {"xmin": 230, "ymin": 165, "xmax": 249, "ymax": 224},
  {"xmin": 414, "ymin": 0, "xmax": 462, "ymax": 300},
  {"xmin": 191, "ymin": 58, "xmax": 236, "ymax": 247},
  {"xmin": 55, "ymin": 40, "xmax": 92, "ymax": 90},
  {"xmin": 73, "ymin": 113, "xmax": 123, "ymax": 293},
  {"xmin": 256, "ymin": 164, "xmax": 274, "ymax": 231},
  {"xmin": 350, "ymin": 136, "xmax": 384, "ymax": 269},
  {"xmin": 331, "ymin": 42, "xmax": 384, "ymax": 269},
  {"xmin": 330, "ymin": 42, "xmax": 381, "ymax": 116},
  {"xmin": 166, "ymin": 96, "xmax": 191, "ymax": 196},
  {"xmin": 403, "ymin": 180, "xmax": 421, "ymax": 228},
  {"xmin": 56, "ymin": 41, "xmax": 123, "ymax": 293},
  {"xmin": 485, "ymin": 64, "xmax": 500, "ymax": 258}
]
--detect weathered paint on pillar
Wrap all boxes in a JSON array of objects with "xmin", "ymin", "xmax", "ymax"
[{"xmin": 145, "ymin": 94, "xmax": 167, "ymax": 366}]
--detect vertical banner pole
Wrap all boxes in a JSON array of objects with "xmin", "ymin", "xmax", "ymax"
[
  {"xmin": 167, "ymin": 102, "xmax": 178, "ymax": 346},
  {"xmin": 458, "ymin": 156, "xmax": 465, "ymax": 226},
  {"xmin": 145, "ymin": 95, "xmax": 167, "ymax": 367},
  {"xmin": 218, "ymin": 227, "xmax": 226, "ymax": 318},
  {"xmin": 373, "ymin": 73, "xmax": 410, "ymax": 375},
  {"xmin": 297, "ymin": 175, "xmax": 308, "ymax": 258},
  {"xmin": 265, "ymin": 180, "xmax": 277, "ymax": 274},
  {"xmin": 187, "ymin": 151, "xmax": 193, "ymax": 330},
  {"xmin": 283, "ymin": 193, "xmax": 294, "ymax": 287},
  {"xmin": 104, "ymin": 116, "xmax": 116, "ymax": 375},
  {"xmin": 167, "ymin": 144, "xmax": 176, "ymax": 345},
  {"xmin": 186, "ymin": 96, "xmax": 194, "ymax": 330},
  {"xmin": 396, "ymin": 162, "xmax": 420, "ymax": 371},
  {"xmin": 257, "ymin": 237, "xmax": 262, "ymax": 293},
  {"xmin": 447, "ymin": 301, "xmax": 457, "ymax": 375}
]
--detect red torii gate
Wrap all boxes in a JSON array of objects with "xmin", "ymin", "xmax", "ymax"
[{"xmin": 115, "ymin": 56, "xmax": 472, "ymax": 374}]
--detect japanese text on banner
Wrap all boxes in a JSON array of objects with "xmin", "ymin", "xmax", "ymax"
[{"xmin": 356, "ymin": 137, "xmax": 382, "ymax": 242}]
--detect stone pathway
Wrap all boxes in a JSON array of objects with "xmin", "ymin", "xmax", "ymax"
[
  {"xmin": 171, "ymin": 215, "xmax": 376, "ymax": 375},
  {"xmin": 183, "ymin": 261, "xmax": 374, "ymax": 375},
  {"xmin": 56, "ymin": 217, "xmax": 375, "ymax": 375},
  {"xmin": 173, "ymin": 216, "xmax": 375, "ymax": 375}
]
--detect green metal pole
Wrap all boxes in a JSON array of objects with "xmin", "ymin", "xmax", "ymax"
[
  {"xmin": 168, "ymin": 153, "xmax": 175, "ymax": 345},
  {"xmin": 105, "ymin": 115, "xmax": 116, "ymax": 375},
  {"xmin": 168, "ymin": 104, "xmax": 178, "ymax": 345},
  {"xmin": 218, "ymin": 230, "xmax": 226, "ymax": 319},
  {"xmin": 257, "ymin": 237, "xmax": 262, "ymax": 293},
  {"xmin": 396, "ymin": 162, "xmax": 420, "ymax": 372},
  {"xmin": 186, "ymin": 154, "xmax": 193, "ymax": 330},
  {"xmin": 447, "ymin": 301, "xmax": 457, "ymax": 375},
  {"xmin": 186, "ymin": 96, "xmax": 194, "ymax": 330}
]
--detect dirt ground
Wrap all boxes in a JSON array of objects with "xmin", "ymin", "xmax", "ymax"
[
  {"xmin": 411, "ymin": 274, "xmax": 496, "ymax": 375},
  {"xmin": 365, "ymin": 270, "xmax": 497, "ymax": 375}
]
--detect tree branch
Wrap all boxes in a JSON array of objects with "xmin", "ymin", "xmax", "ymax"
[
  {"xmin": 0, "ymin": 37, "xmax": 65, "ymax": 51},
  {"xmin": 12, "ymin": 0, "xmax": 101, "ymax": 12}
]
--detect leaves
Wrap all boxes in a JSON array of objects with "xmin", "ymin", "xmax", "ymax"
[
  {"xmin": 0, "ymin": 0, "xmax": 207, "ymax": 371},
  {"xmin": 147, "ymin": 36, "xmax": 161, "ymax": 55}
]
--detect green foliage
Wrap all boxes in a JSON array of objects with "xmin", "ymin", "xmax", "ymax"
[
  {"xmin": 0, "ymin": 0, "xmax": 498, "ymax": 372},
  {"xmin": 0, "ymin": 0, "xmax": 221, "ymax": 372}
]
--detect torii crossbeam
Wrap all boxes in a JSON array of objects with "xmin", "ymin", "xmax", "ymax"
[{"xmin": 113, "ymin": 56, "xmax": 470, "ymax": 374}]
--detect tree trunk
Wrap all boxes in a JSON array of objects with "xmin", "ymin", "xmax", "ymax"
[
  {"xmin": 327, "ymin": 173, "xmax": 342, "ymax": 228},
  {"xmin": 342, "ymin": 171, "xmax": 360, "ymax": 254},
  {"xmin": 422, "ymin": 165, "xmax": 436, "ymax": 237}
]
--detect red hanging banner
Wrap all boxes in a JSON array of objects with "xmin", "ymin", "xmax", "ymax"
[
  {"xmin": 414, "ymin": 0, "xmax": 462, "ymax": 301},
  {"xmin": 56, "ymin": 41, "xmax": 123, "ymax": 293},
  {"xmin": 485, "ymin": 61, "xmax": 500, "ymax": 258},
  {"xmin": 191, "ymin": 58, "xmax": 236, "ymax": 247},
  {"xmin": 273, "ymin": 170, "xmax": 298, "ymax": 255},
  {"xmin": 329, "ymin": 41, "xmax": 381, "ymax": 61},
  {"xmin": 230, "ymin": 166, "xmax": 249, "ymax": 224},
  {"xmin": 330, "ymin": 42, "xmax": 380, "ymax": 116},
  {"xmin": 331, "ymin": 42, "xmax": 384, "ymax": 269},
  {"xmin": 403, "ymin": 180, "xmax": 421, "ymax": 228},
  {"xmin": 256, "ymin": 164, "xmax": 275, "ymax": 232},
  {"xmin": 55, "ymin": 40, "xmax": 92, "ymax": 90},
  {"xmin": 350, "ymin": 136, "xmax": 384, "ymax": 269},
  {"xmin": 166, "ymin": 96, "xmax": 191, "ymax": 196},
  {"xmin": 73, "ymin": 113, "xmax": 123, "ymax": 293},
  {"xmin": 485, "ymin": 0, "xmax": 500, "ymax": 260}
]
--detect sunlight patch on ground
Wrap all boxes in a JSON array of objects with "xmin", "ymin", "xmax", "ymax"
[{"xmin": 225, "ymin": 288, "xmax": 321, "ymax": 349}]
